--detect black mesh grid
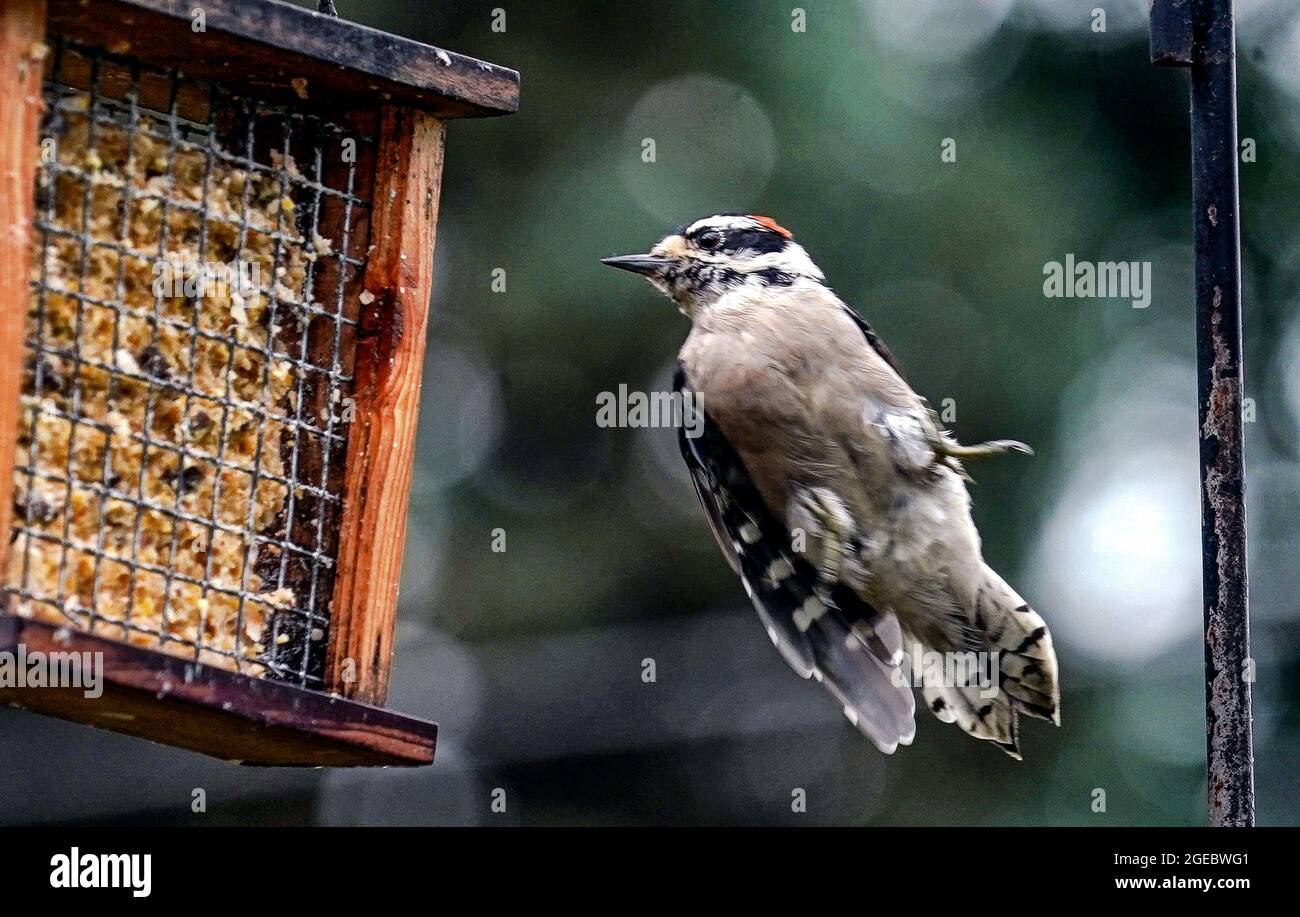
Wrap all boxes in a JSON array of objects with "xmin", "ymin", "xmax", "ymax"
[{"xmin": 5, "ymin": 37, "xmax": 374, "ymax": 689}]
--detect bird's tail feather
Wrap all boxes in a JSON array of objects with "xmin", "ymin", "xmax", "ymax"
[{"xmin": 920, "ymin": 564, "xmax": 1060, "ymax": 759}]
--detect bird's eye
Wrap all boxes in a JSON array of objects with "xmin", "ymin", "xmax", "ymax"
[{"xmin": 696, "ymin": 230, "xmax": 723, "ymax": 252}]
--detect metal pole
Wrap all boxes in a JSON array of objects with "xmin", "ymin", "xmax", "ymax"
[{"xmin": 1150, "ymin": 0, "xmax": 1254, "ymax": 827}]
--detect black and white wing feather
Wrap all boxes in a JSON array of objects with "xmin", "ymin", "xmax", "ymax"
[{"xmin": 675, "ymin": 362, "xmax": 916, "ymax": 753}]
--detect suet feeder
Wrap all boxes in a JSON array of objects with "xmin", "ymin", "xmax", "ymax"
[{"xmin": 0, "ymin": 0, "xmax": 519, "ymax": 764}]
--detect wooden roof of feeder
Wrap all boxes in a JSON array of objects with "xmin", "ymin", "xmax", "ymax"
[{"xmin": 49, "ymin": 0, "xmax": 520, "ymax": 118}]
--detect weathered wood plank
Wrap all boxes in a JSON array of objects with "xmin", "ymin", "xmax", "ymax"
[
  {"xmin": 47, "ymin": 0, "xmax": 520, "ymax": 118},
  {"xmin": 0, "ymin": 616, "xmax": 436, "ymax": 766},
  {"xmin": 326, "ymin": 107, "xmax": 443, "ymax": 705},
  {"xmin": 0, "ymin": 0, "xmax": 46, "ymax": 567}
]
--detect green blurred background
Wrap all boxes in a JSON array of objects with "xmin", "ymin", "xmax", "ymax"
[{"xmin": 3, "ymin": 0, "xmax": 1298, "ymax": 825}]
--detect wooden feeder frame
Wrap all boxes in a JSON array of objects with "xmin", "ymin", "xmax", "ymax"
[{"xmin": 0, "ymin": 0, "xmax": 518, "ymax": 765}]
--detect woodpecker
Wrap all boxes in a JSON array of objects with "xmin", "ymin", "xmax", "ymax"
[{"xmin": 602, "ymin": 214, "xmax": 1060, "ymax": 758}]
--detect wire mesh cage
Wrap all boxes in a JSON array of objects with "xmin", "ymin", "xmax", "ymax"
[
  {"xmin": 16, "ymin": 38, "xmax": 371, "ymax": 689},
  {"xmin": 0, "ymin": 0, "xmax": 518, "ymax": 765}
]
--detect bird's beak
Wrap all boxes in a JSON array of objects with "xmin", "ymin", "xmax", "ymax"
[{"xmin": 601, "ymin": 254, "xmax": 671, "ymax": 277}]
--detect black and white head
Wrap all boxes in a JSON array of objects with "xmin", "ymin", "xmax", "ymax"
[{"xmin": 602, "ymin": 214, "xmax": 824, "ymax": 314}]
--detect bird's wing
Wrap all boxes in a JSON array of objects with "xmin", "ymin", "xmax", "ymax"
[
  {"xmin": 838, "ymin": 301, "xmax": 910, "ymax": 383},
  {"xmin": 675, "ymin": 362, "xmax": 916, "ymax": 753},
  {"xmin": 805, "ymin": 296, "xmax": 943, "ymax": 477}
]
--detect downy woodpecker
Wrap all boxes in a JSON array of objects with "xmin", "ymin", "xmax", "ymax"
[{"xmin": 603, "ymin": 214, "xmax": 1060, "ymax": 758}]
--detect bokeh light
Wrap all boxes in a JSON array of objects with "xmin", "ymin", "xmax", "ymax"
[{"xmin": 619, "ymin": 74, "xmax": 777, "ymax": 223}]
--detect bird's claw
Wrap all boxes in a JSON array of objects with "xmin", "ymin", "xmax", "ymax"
[
  {"xmin": 929, "ymin": 436, "xmax": 1032, "ymax": 484},
  {"xmin": 933, "ymin": 437, "xmax": 1034, "ymax": 461},
  {"xmin": 945, "ymin": 439, "xmax": 1033, "ymax": 460}
]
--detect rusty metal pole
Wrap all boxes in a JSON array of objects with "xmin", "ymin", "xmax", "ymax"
[{"xmin": 1149, "ymin": 0, "xmax": 1254, "ymax": 827}]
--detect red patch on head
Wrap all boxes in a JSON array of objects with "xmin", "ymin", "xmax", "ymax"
[{"xmin": 750, "ymin": 215, "xmax": 793, "ymax": 239}]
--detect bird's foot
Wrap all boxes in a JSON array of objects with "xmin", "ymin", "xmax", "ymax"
[
  {"xmin": 933, "ymin": 437, "xmax": 1034, "ymax": 462},
  {"xmin": 790, "ymin": 486, "xmax": 856, "ymax": 584}
]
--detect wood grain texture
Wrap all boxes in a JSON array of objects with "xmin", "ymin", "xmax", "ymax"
[
  {"xmin": 47, "ymin": 0, "xmax": 520, "ymax": 118},
  {"xmin": 326, "ymin": 107, "xmax": 445, "ymax": 705},
  {"xmin": 0, "ymin": 0, "xmax": 46, "ymax": 577},
  {"xmin": 0, "ymin": 616, "xmax": 436, "ymax": 765}
]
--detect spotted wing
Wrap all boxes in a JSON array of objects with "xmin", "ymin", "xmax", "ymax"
[{"xmin": 674, "ymin": 362, "xmax": 916, "ymax": 753}]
